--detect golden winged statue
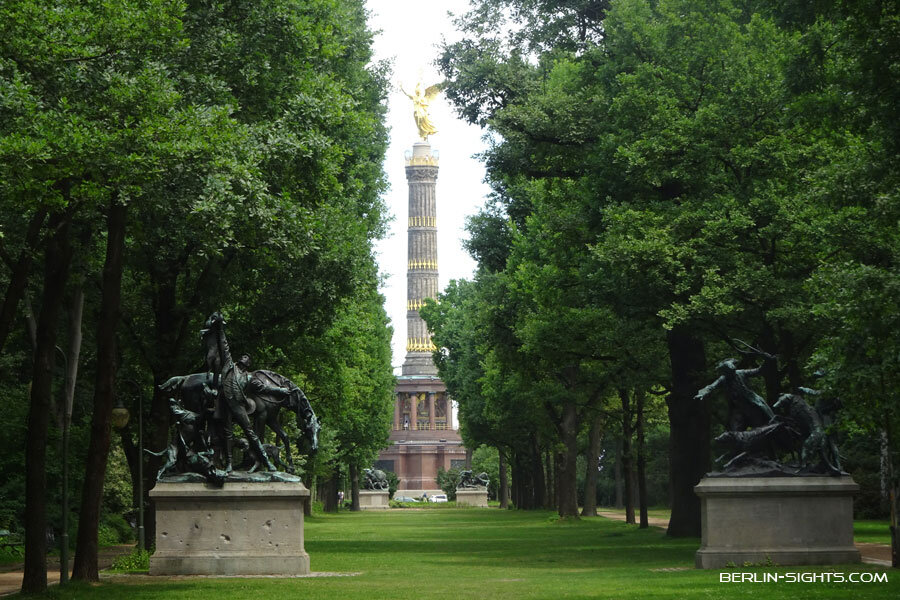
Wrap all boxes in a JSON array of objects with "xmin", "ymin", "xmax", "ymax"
[{"xmin": 401, "ymin": 82, "xmax": 443, "ymax": 141}]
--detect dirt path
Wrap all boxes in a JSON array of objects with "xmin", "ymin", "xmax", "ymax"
[
  {"xmin": 597, "ymin": 509, "xmax": 892, "ymax": 566},
  {"xmin": 0, "ymin": 544, "xmax": 134, "ymax": 597}
]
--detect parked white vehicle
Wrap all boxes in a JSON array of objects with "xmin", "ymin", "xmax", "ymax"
[{"xmin": 429, "ymin": 494, "xmax": 448, "ymax": 503}]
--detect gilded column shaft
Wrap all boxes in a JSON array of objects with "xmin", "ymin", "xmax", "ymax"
[{"xmin": 403, "ymin": 142, "xmax": 439, "ymax": 375}]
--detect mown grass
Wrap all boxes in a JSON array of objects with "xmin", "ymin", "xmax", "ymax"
[
  {"xmin": 854, "ymin": 520, "xmax": 894, "ymax": 545},
  {"xmin": 24, "ymin": 509, "xmax": 897, "ymax": 599}
]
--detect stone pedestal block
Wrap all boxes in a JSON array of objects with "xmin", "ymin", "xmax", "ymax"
[
  {"xmin": 694, "ymin": 476, "xmax": 861, "ymax": 568},
  {"xmin": 359, "ymin": 490, "xmax": 390, "ymax": 510},
  {"xmin": 149, "ymin": 481, "xmax": 310, "ymax": 576},
  {"xmin": 456, "ymin": 488, "xmax": 488, "ymax": 507}
]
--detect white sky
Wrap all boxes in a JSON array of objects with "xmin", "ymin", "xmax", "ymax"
[{"xmin": 367, "ymin": 1, "xmax": 492, "ymax": 372}]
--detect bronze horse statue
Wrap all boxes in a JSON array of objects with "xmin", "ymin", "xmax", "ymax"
[{"xmin": 159, "ymin": 370, "xmax": 318, "ymax": 473}]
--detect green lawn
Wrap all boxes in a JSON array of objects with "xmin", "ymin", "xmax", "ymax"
[
  {"xmin": 854, "ymin": 520, "xmax": 894, "ymax": 545},
  {"xmin": 26, "ymin": 509, "xmax": 896, "ymax": 599}
]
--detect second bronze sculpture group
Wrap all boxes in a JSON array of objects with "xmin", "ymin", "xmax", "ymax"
[
  {"xmin": 154, "ymin": 312, "xmax": 320, "ymax": 486},
  {"xmin": 697, "ymin": 342, "xmax": 841, "ymax": 476}
]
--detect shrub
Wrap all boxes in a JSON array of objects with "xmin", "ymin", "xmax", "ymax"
[
  {"xmin": 385, "ymin": 471, "xmax": 400, "ymax": 499},
  {"xmin": 98, "ymin": 524, "xmax": 120, "ymax": 547},
  {"xmin": 437, "ymin": 467, "xmax": 461, "ymax": 501},
  {"xmin": 100, "ymin": 512, "xmax": 134, "ymax": 545},
  {"xmin": 109, "ymin": 548, "xmax": 151, "ymax": 572}
]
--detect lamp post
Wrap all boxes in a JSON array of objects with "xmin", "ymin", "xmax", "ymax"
[
  {"xmin": 117, "ymin": 380, "xmax": 145, "ymax": 551},
  {"xmin": 55, "ymin": 346, "xmax": 70, "ymax": 585}
]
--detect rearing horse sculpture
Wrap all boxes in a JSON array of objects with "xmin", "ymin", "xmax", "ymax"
[
  {"xmin": 248, "ymin": 370, "xmax": 320, "ymax": 473},
  {"xmin": 159, "ymin": 370, "xmax": 321, "ymax": 474}
]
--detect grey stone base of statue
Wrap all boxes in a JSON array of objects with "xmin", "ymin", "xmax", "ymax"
[
  {"xmin": 456, "ymin": 488, "xmax": 488, "ymax": 507},
  {"xmin": 149, "ymin": 481, "xmax": 310, "ymax": 576},
  {"xmin": 359, "ymin": 490, "xmax": 390, "ymax": 510},
  {"xmin": 694, "ymin": 476, "xmax": 861, "ymax": 569}
]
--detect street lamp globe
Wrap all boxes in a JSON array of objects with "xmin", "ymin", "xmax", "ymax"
[{"xmin": 111, "ymin": 399, "xmax": 130, "ymax": 429}]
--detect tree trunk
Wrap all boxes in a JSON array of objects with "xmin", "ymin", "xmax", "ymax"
[
  {"xmin": 549, "ymin": 449, "xmax": 556, "ymax": 509},
  {"xmin": 531, "ymin": 434, "xmax": 545, "ymax": 510},
  {"xmin": 514, "ymin": 452, "xmax": 529, "ymax": 509},
  {"xmin": 581, "ymin": 412, "xmax": 602, "ymax": 517},
  {"xmin": 557, "ymin": 401, "xmax": 580, "ymax": 518},
  {"xmin": 323, "ymin": 472, "xmax": 339, "ymax": 512},
  {"xmin": 510, "ymin": 454, "xmax": 520, "ymax": 509},
  {"xmin": 498, "ymin": 448, "xmax": 509, "ymax": 509},
  {"xmin": 665, "ymin": 326, "xmax": 709, "ymax": 537},
  {"xmin": 22, "ymin": 293, "xmax": 37, "ymax": 350},
  {"xmin": 636, "ymin": 390, "xmax": 649, "ymax": 529},
  {"xmin": 142, "ymin": 276, "xmax": 184, "ymax": 551},
  {"xmin": 63, "ymin": 287, "xmax": 84, "ymax": 424},
  {"xmin": 73, "ymin": 200, "xmax": 127, "ymax": 582},
  {"xmin": 303, "ymin": 461, "xmax": 316, "ymax": 517},
  {"xmin": 541, "ymin": 449, "xmax": 557, "ymax": 508},
  {"xmin": 614, "ymin": 439, "xmax": 623, "ymax": 509},
  {"xmin": 0, "ymin": 207, "xmax": 47, "ymax": 355},
  {"xmin": 620, "ymin": 389, "xmax": 635, "ymax": 525},
  {"xmin": 349, "ymin": 462, "xmax": 361, "ymax": 511},
  {"xmin": 22, "ymin": 213, "xmax": 72, "ymax": 594},
  {"xmin": 885, "ymin": 420, "xmax": 898, "ymax": 568},
  {"xmin": 881, "ymin": 429, "xmax": 890, "ymax": 512}
]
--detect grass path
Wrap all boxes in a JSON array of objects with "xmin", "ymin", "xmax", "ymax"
[{"xmin": 15, "ymin": 509, "xmax": 898, "ymax": 599}]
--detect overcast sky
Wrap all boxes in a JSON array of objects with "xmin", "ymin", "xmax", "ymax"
[{"xmin": 366, "ymin": 1, "xmax": 492, "ymax": 372}]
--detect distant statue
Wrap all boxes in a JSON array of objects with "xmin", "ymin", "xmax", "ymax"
[
  {"xmin": 401, "ymin": 82, "xmax": 442, "ymax": 141},
  {"xmin": 363, "ymin": 468, "xmax": 389, "ymax": 491},
  {"xmin": 457, "ymin": 470, "xmax": 490, "ymax": 489}
]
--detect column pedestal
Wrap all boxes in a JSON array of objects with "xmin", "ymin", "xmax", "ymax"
[
  {"xmin": 456, "ymin": 488, "xmax": 488, "ymax": 507},
  {"xmin": 694, "ymin": 476, "xmax": 861, "ymax": 568},
  {"xmin": 359, "ymin": 490, "xmax": 390, "ymax": 510},
  {"xmin": 150, "ymin": 481, "xmax": 310, "ymax": 575}
]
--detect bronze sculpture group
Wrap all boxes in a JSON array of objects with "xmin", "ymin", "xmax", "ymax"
[
  {"xmin": 457, "ymin": 470, "xmax": 490, "ymax": 489},
  {"xmin": 362, "ymin": 468, "xmax": 389, "ymax": 491},
  {"xmin": 697, "ymin": 344, "xmax": 842, "ymax": 476},
  {"xmin": 154, "ymin": 312, "xmax": 320, "ymax": 486}
]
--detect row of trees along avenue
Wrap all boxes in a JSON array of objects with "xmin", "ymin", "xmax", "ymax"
[
  {"xmin": 421, "ymin": 0, "xmax": 899, "ymax": 563},
  {"xmin": 0, "ymin": 1, "xmax": 395, "ymax": 593}
]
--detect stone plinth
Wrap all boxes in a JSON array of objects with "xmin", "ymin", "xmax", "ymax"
[
  {"xmin": 695, "ymin": 476, "xmax": 860, "ymax": 568},
  {"xmin": 456, "ymin": 488, "xmax": 488, "ymax": 507},
  {"xmin": 149, "ymin": 481, "xmax": 310, "ymax": 575},
  {"xmin": 359, "ymin": 490, "xmax": 390, "ymax": 510}
]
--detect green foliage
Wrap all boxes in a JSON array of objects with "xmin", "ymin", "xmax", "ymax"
[
  {"xmin": 298, "ymin": 283, "xmax": 395, "ymax": 488},
  {"xmin": 437, "ymin": 467, "xmax": 461, "ymax": 501},
  {"xmin": 103, "ymin": 445, "xmax": 133, "ymax": 517},
  {"xmin": 0, "ymin": 0, "xmax": 394, "ymax": 575},
  {"xmin": 433, "ymin": 0, "xmax": 900, "ymax": 527},
  {"xmin": 385, "ymin": 471, "xmax": 399, "ymax": 500},
  {"xmin": 109, "ymin": 547, "xmax": 150, "ymax": 572},
  {"xmin": 471, "ymin": 445, "xmax": 503, "ymax": 500},
  {"xmin": 0, "ymin": 382, "xmax": 28, "ymax": 532},
  {"xmin": 99, "ymin": 512, "xmax": 133, "ymax": 546}
]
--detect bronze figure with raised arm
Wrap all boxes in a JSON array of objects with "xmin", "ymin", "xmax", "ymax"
[{"xmin": 695, "ymin": 354, "xmax": 776, "ymax": 432}]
